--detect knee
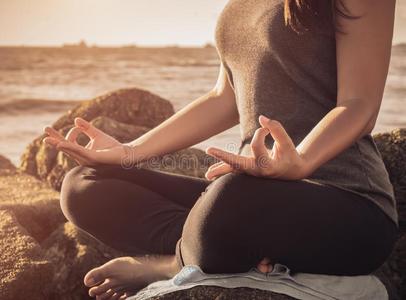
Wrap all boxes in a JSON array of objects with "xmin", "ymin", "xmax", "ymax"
[
  {"xmin": 202, "ymin": 172, "xmax": 251, "ymax": 218},
  {"xmin": 60, "ymin": 165, "xmax": 99, "ymax": 223},
  {"xmin": 181, "ymin": 173, "xmax": 256, "ymax": 273}
]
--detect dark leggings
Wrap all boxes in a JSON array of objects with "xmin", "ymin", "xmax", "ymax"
[{"xmin": 60, "ymin": 164, "xmax": 397, "ymax": 276}]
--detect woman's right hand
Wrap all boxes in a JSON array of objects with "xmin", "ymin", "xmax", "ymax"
[{"xmin": 43, "ymin": 117, "xmax": 135, "ymax": 166}]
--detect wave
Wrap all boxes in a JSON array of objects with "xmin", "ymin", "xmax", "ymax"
[{"xmin": 0, "ymin": 99, "xmax": 80, "ymax": 115}]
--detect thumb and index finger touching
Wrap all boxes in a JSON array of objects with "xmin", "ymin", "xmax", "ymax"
[
  {"xmin": 74, "ymin": 117, "xmax": 103, "ymax": 139},
  {"xmin": 43, "ymin": 118, "xmax": 99, "ymax": 144},
  {"xmin": 258, "ymin": 115, "xmax": 294, "ymax": 150},
  {"xmin": 42, "ymin": 118, "xmax": 99, "ymax": 162}
]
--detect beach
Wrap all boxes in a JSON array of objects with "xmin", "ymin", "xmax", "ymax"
[{"xmin": 0, "ymin": 44, "xmax": 405, "ymax": 164}]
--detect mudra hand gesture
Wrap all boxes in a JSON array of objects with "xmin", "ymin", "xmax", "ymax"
[
  {"xmin": 43, "ymin": 117, "xmax": 128, "ymax": 166},
  {"xmin": 205, "ymin": 115, "xmax": 308, "ymax": 181}
]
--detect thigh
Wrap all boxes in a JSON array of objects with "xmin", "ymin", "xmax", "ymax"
[
  {"xmin": 179, "ymin": 173, "xmax": 397, "ymax": 275},
  {"xmin": 61, "ymin": 165, "xmax": 209, "ymax": 254},
  {"xmin": 86, "ymin": 164, "xmax": 211, "ymax": 209}
]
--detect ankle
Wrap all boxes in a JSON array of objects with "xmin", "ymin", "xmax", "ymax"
[
  {"xmin": 162, "ymin": 255, "xmax": 182, "ymax": 279},
  {"xmin": 147, "ymin": 255, "xmax": 181, "ymax": 279}
]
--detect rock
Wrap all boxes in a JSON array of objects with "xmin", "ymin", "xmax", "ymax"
[
  {"xmin": 20, "ymin": 87, "xmax": 175, "ymax": 179},
  {"xmin": 0, "ymin": 166, "xmax": 60, "ymax": 208},
  {"xmin": 0, "ymin": 160, "xmax": 71, "ymax": 298},
  {"xmin": 42, "ymin": 222, "xmax": 126, "ymax": 299},
  {"xmin": 0, "ymin": 210, "xmax": 52, "ymax": 300},
  {"xmin": 374, "ymin": 128, "xmax": 406, "ymax": 228},
  {"xmin": 373, "ymin": 128, "xmax": 406, "ymax": 299},
  {"xmin": 0, "ymin": 154, "xmax": 16, "ymax": 174},
  {"xmin": 0, "ymin": 166, "xmax": 124, "ymax": 300},
  {"xmin": 147, "ymin": 286, "xmax": 295, "ymax": 300},
  {"xmin": 88, "ymin": 116, "xmax": 150, "ymax": 143},
  {"xmin": 140, "ymin": 147, "xmax": 217, "ymax": 178},
  {"xmin": 52, "ymin": 88, "xmax": 174, "ymax": 131},
  {"xmin": 20, "ymin": 88, "xmax": 215, "ymax": 190},
  {"xmin": 1, "ymin": 198, "xmax": 65, "ymax": 243}
]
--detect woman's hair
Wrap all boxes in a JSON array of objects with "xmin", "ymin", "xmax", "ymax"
[{"xmin": 284, "ymin": 0, "xmax": 357, "ymax": 33}]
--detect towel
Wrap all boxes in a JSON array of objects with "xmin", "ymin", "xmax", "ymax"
[{"xmin": 131, "ymin": 263, "xmax": 388, "ymax": 300}]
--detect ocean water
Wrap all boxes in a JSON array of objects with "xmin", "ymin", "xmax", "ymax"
[{"xmin": 0, "ymin": 45, "xmax": 405, "ymax": 165}]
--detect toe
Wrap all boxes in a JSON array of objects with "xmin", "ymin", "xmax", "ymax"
[
  {"xmin": 96, "ymin": 287, "xmax": 125, "ymax": 300},
  {"xmin": 89, "ymin": 279, "xmax": 117, "ymax": 297},
  {"xmin": 109, "ymin": 292, "xmax": 124, "ymax": 300},
  {"xmin": 118, "ymin": 293, "xmax": 130, "ymax": 300},
  {"xmin": 257, "ymin": 263, "xmax": 269, "ymax": 273},
  {"xmin": 85, "ymin": 265, "xmax": 109, "ymax": 287},
  {"xmin": 256, "ymin": 257, "xmax": 273, "ymax": 274}
]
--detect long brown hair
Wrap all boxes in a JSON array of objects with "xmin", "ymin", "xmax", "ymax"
[{"xmin": 284, "ymin": 0, "xmax": 357, "ymax": 34}]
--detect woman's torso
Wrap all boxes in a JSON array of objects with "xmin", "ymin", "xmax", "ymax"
[{"xmin": 214, "ymin": 0, "xmax": 398, "ymax": 226}]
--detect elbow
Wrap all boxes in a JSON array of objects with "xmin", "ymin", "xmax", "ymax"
[
  {"xmin": 337, "ymin": 97, "xmax": 379, "ymax": 135},
  {"xmin": 364, "ymin": 117, "xmax": 376, "ymax": 135},
  {"xmin": 365, "ymin": 108, "xmax": 379, "ymax": 135},
  {"xmin": 364, "ymin": 122, "xmax": 374, "ymax": 135}
]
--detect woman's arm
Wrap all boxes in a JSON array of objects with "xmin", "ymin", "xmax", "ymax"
[
  {"xmin": 43, "ymin": 63, "xmax": 239, "ymax": 166},
  {"xmin": 127, "ymin": 63, "xmax": 239, "ymax": 160},
  {"xmin": 204, "ymin": 0, "xmax": 395, "ymax": 180},
  {"xmin": 296, "ymin": 0, "xmax": 395, "ymax": 176}
]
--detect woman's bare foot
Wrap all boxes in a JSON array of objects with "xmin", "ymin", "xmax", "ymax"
[
  {"xmin": 257, "ymin": 257, "xmax": 273, "ymax": 274},
  {"xmin": 84, "ymin": 255, "xmax": 180, "ymax": 299}
]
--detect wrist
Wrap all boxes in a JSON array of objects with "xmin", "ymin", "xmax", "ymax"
[
  {"xmin": 297, "ymin": 150, "xmax": 314, "ymax": 179},
  {"xmin": 120, "ymin": 143, "xmax": 146, "ymax": 167}
]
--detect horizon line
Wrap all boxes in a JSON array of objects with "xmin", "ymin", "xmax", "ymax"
[
  {"xmin": 0, "ymin": 41, "xmax": 404, "ymax": 48},
  {"xmin": 0, "ymin": 41, "xmax": 217, "ymax": 49}
]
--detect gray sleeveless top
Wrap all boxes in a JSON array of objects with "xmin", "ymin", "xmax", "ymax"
[{"xmin": 215, "ymin": 0, "xmax": 398, "ymax": 226}]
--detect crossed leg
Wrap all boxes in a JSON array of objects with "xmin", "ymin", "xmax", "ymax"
[{"xmin": 61, "ymin": 166, "xmax": 396, "ymax": 299}]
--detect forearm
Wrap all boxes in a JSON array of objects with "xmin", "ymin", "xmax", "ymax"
[
  {"xmin": 296, "ymin": 98, "xmax": 376, "ymax": 177},
  {"xmin": 127, "ymin": 89, "xmax": 239, "ymax": 161}
]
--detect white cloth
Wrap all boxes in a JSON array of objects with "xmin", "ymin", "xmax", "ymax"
[{"xmin": 131, "ymin": 263, "xmax": 388, "ymax": 300}]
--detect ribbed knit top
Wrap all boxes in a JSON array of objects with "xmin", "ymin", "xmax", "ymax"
[{"xmin": 214, "ymin": 0, "xmax": 398, "ymax": 226}]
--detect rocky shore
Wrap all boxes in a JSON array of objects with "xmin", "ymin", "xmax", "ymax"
[{"xmin": 0, "ymin": 88, "xmax": 405, "ymax": 300}]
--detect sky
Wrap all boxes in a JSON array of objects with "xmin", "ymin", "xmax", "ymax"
[{"xmin": 0, "ymin": 0, "xmax": 405, "ymax": 46}]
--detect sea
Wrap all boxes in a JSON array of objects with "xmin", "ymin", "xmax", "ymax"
[{"xmin": 0, "ymin": 44, "xmax": 405, "ymax": 165}]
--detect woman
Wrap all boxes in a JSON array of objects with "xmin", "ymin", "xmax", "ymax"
[{"xmin": 44, "ymin": 0, "xmax": 399, "ymax": 299}]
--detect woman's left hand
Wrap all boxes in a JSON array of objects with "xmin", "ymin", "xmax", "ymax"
[{"xmin": 205, "ymin": 115, "xmax": 310, "ymax": 181}]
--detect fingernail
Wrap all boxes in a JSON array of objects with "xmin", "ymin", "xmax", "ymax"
[
  {"xmin": 86, "ymin": 277, "xmax": 95, "ymax": 286},
  {"xmin": 75, "ymin": 118, "xmax": 85, "ymax": 127},
  {"xmin": 208, "ymin": 147, "xmax": 219, "ymax": 153}
]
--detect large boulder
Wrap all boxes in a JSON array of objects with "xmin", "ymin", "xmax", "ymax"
[
  {"xmin": 0, "ymin": 159, "xmax": 125, "ymax": 300},
  {"xmin": 0, "ymin": 155, "xmax": 16, "ymax": 174},
  {"xmin": 0, "ymin": 209, "xmax": 52, "ymax": 300},
  {"xmin": 41, "ymin": 222, "xmax": 126, "ymax": 299},
  {"xmin": 20, "ymin": 88, "xmax": 215, "ymax": 190},
  {"xmin": 374, "ymin": 128, "xmax": 406, "ymax": 228},
  {"xmin": 373, "ymin": 128, "xmax": 406, "ymax": 298},
  {"xmin": 147, "ymin": 286, "xmax": 295, "ymax": 300},
  {"xmin": 0, "ymin": 157, "xmax": 62, "ymax": 299}
]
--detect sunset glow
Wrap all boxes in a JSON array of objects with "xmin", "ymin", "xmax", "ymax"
[
  {"xmin": 0, "ymin": 0, "xmax": 405, "ymax": 46},
  {"xmin": 0, "ymin": 0, "xmax": 228, "ymax": 46}
]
